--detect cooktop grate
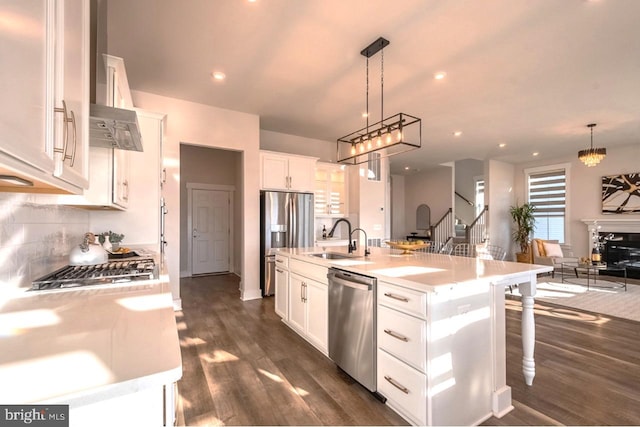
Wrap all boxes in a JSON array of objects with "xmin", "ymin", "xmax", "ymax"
[{"xmin": 32, "ymin": 258, "xmax": 156, "ymax": 290}]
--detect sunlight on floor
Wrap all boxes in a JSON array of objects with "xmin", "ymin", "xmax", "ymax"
[
  {"xmin": 291, "ymin": 386, "xmax": 309, "ymax": 397},
  {"xmin": 258, "ymin": 368, "xmax": 284, "ymax": 383},
  {"xmin": 505, "ymin": 299, "xmax": 611, "ymax": 325},
  {"xmin": 179, "ymin": 336, "xmax": 207, "ymax": 347},
  {"xmin": 200, "ymin": 350, "xmax": 239, "ymax": 364}
]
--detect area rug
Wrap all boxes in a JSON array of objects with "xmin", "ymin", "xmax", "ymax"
[{"xmin": 512, "ymin": 279, "xmax": 640, "ymax": 322}]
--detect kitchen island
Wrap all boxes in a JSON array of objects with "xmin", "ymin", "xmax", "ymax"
[
  {"xmin": 273, "ymin": 246, "xmax": 552, "ymax": 426},
  {"xmin": 0, "ymin": 263, "xmax": 181, "ymax": 426}
]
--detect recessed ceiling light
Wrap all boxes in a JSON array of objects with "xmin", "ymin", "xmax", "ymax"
[
  {"xmin": 362, "ymin": 112, "xmax": 369, "ymax": 118},
  {"xmin": 211, "ymin": 71, "xmax": 226, "ymax": 81},
  {"xmin": 453, "ymin": 131, "xmax": 462, "ymax": 137},
  {"xmin": 404, "ymin": 166, "xmax": 410, "ymax": 170},
  {"xmin": 434, "ymin": 71, "xmax": 447, "ymax": 80},
  {"xmin": 499, "ymin": 143, "xmax": 506, "ymax": 148},
  {"xmin": 532, "ymin": 152, "xmax": 539, "ymax": 156}
]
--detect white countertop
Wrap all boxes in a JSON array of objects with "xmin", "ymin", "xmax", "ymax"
[
  {"xmin": 0, "ymin": 276, "xmax": 181, "ymax": 406},
  {"xmin": 274, "ymin": 246, "xmax": 553, "ymax": 291}
]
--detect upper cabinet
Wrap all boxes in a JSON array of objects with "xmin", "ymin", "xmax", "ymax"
[
  {"xmin": 315, "ymin": 162, "xmax": 348, "ymax": 217},
  {"xmin": 0, "ymin": 0, "xmax": 89, "ymax": 193},
  {"xmin": 260, "ymin": 151, "xmax": 317, "ymax": 192}
]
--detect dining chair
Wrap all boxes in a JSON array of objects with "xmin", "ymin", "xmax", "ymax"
[{"xmin": 453, "ymin": 243, "xmax": 474, "ymax": 257}]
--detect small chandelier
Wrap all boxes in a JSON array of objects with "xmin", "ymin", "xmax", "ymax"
[
  {"xmin": 578, "ymin": 123, "xmax": 606, "ymax": 167},
  {"xmin": 337, "ymin": 37, "xmax": 421, "ymax": 165}
]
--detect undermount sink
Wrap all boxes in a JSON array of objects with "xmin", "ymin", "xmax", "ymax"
[{"xmin": 310, "ymin": 252, "xmax": 357, "ymax": 260}]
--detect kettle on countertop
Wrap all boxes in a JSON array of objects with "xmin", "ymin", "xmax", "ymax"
[{"xmin": 69, "ymin": 232, "xmax": 109, "ymax": 266}]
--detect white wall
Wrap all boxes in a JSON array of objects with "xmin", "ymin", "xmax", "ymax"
[
  {"xmin": 131, "ymin": 90, "xmax": 261, "ymax": 302},
  {"xmin": 0, "ymin": 193, "xmax": 89, "ymax": 290},
  {"xmin": 513, "ymin": 143, "xmax": 640, "ymax": 260},
  {"xmin": 400, "ymin": 166, "xmax": 453, "ymax": 236},
  {"xmin": 260, "ymin": 130, "xmax": 335, "ymax": 162},
  {"xmin": 485, "ymin": 160, "xmax": 515, "ymax": 259}
]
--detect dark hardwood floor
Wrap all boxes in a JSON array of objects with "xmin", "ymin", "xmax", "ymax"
[{"xmin": 175, "ymin": 274, "xmax": 640, "ymax": 426}]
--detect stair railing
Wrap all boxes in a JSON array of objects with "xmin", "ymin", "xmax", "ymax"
[
  {"xmin": 465, "ymin": 205, "xmax": 489, "ymax": 246},
  {"xmin": 430, "ymin": 208, "xmax": 454, "ymax": 246}
]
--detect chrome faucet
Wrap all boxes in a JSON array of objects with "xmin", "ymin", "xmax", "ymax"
[
  {"xmin": 350, "ymin": 228, "xmax": 371, "ymax": 257},
  {"xmin": 328, "ymin": 218, "xmax": 355, "ymax": 253}
]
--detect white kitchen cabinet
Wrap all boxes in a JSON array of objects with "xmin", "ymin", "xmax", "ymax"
[
  {"xmin": 288, "ymin": 272, "xmax": 328, "ymax": 353},
  {"xmin": 53, "ymin": 146, "xmax": 127, "ymax": 209},
  {"xmin": 285, "ymin": 258, "xmax": 328, "ymax": 353},
  {"xmin": 274, "ymin": 255, "xmax": 289, "ymax": 319},
  {"xmin": 376, "ymin": 280, "xmax": 493, "ymax": 426},
  {"xmin": 304, "ymin": 279, "xmax": 328, "ymax": 351},
  {"xmin": 0, "ymin": 0, "xmax": 89, "ymax": 194},
  {"xmin": 260, "ymin": 151, "xmax": 317, "ymax": 192},
  {"xmin": 315, "ymin": 162, "xmax": 348, "ymax": 217}
]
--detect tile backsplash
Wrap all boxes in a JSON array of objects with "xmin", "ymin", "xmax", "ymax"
[{"xmin": 0, "ymin": 193, "xmax": 89, "ymax": 289}]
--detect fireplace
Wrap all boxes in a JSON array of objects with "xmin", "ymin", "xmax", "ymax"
[{"xmin": 601, "ymin": 232, "xmax": 640, "ymax": 279}]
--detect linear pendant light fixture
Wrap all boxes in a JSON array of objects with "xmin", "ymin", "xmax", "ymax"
[
  {"xmin": 337, "ymin": 37, "xmax": 421, "ymax": 165},
  {"xmin": 578, "ymin": 123, "xmax": 606, "ymax": 167}
]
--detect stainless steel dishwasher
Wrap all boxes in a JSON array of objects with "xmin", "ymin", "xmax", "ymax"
[{"xmin": 328, "ymin": 267, "xmax": 377, "ymax": 392}]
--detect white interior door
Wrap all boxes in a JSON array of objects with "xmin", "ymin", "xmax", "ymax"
[{"xmin": 192, "ymin": 189, "xmax": 230, "ymax": 275}]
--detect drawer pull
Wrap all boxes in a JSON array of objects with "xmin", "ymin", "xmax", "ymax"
[
  {"xmin": 384, "ymin": 375, "xmax": 409, "ymax": 394},
  {"xmin": 276, "ymin": 259, "xmax": 285, "ymax": 263},
  {"xmin": 276, "ymin": 268, "xmax": 283, "ymax": 273},
  {"xmin": 384, "ymin": 329, "xmax": 409, "ymax": 342},
  {"xmin": 384, "ymin": 292, "xmax": 409, "ymax": 302}
]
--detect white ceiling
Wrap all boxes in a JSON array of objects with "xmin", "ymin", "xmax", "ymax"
[{"xmin": 105, "ymin": 0, "xmax": 640, "ymax": 174}]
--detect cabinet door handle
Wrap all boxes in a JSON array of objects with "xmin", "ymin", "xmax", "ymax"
[
  {"xmin": 53, "ymin": 100, "xmax": 69, "ymax": 174},
  {"xmin": 53, "ymin": 100, "xmax": 77, "ymax": 167},
  {"xmin": 384, "ymin": 292, "xmax": 409, "ymax": 303},
  {"xmin": 123, "ymin": 180, "xmax": 129, "ymax": 202},
  {"xmin": 384, "ymin": 376, "xmax": 409, "ymax": 394},
  {"xmin": 67, "ymin": 109, "xmax": 77, "ymax": 166},
  {"xmin": 384, "ymin": 329, "xmax": 409, "ymax": 342},
  {"xmin": 276, "ymin": 268, "xmax": 283, "ymax": 273}
]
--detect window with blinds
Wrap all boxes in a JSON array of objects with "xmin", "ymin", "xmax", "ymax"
[{"xmin": 527, "ymin": 169, "xmax": 566, "ymax": 243}]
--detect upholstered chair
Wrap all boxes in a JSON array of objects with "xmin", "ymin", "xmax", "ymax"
[{"xmin": 531, "ymin": 238, "xmax": 578, "ymax": 277}]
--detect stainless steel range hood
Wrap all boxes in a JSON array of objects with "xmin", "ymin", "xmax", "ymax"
[{"xmin": 89, "ymin": 104, "xmax": 143, "ymax": 151}]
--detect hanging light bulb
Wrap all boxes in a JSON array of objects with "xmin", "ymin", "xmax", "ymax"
[
  {"xmin": 396, "ymin": 129, "xmax": 402, "ymax": 141},
  {"xmin": 359, "ymin": 143, "xmax": 365, "ymax": 153},
  {"xmin": 367, "ymin": 138, "xmax": 373, "ymax": 150},
  {"xmin": 386, "ymin": 131, "xmax": 392, "ymax": 144},
  {"xmin": 350, "ymin": 144, "xmax": 356, "ymax": 156},
  {"xmin": 376, "ymin": 134, "xmax": 383, "ymax": 146}
]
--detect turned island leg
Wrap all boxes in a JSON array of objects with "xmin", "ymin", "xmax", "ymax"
[{"xmin": 518, "ymin": 281, "xmax": 537, "ymax": 386}]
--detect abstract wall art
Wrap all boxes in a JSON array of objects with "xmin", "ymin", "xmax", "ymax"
[{"xmin": 602, "ymin": 172, "xmax": 640, "ymax": 214}]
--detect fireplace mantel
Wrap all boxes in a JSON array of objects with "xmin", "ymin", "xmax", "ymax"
[
  {"xmin": 581, "ymin": 218, "xmax": 640, "ymax": 232},
  {"xmin": 581, "ymin": 218, "xmax": 640, "ymax": 251}
]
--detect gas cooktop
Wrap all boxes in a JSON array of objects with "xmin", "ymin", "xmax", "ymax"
[{"xmin": 32, "ymin": 258, "xmax": 157, "ymax": 290}]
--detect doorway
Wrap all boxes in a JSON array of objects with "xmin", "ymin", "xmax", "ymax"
[{"xmin": 187, "ymin": 184, "xmax": 234, "ymax": 276}]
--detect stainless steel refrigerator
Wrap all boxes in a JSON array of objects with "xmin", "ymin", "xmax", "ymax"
[{"xmin": 260, "ymin": 191, "xmax": 314, "ymax": 296}]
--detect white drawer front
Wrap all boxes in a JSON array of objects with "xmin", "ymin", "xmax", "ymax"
[
  {"xmin": 378, "ymin": 305, "xmax": 426, "ymax": 372},
  {"xmin": 377, "ymin": 349, "xmax": 427, "ymax": 426},
  {"xmin": 275, "ymin": 254, "xmax": 289, "ymax": 269},
  {"xmin": 289, "ymin": 258, "xmax": 328, "ymax": 284},
  {"xmin": 378, "ymin": 282, "xmax": 427, "ymax": 319}
]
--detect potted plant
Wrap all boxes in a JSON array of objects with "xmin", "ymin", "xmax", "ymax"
[
  {"xmin": 510, "ymin": 202, "xmax": 536, "ymax": 263},
  {"xmin": 99, "ymin": 231, "xmax": 125, "ymax": 251}
]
